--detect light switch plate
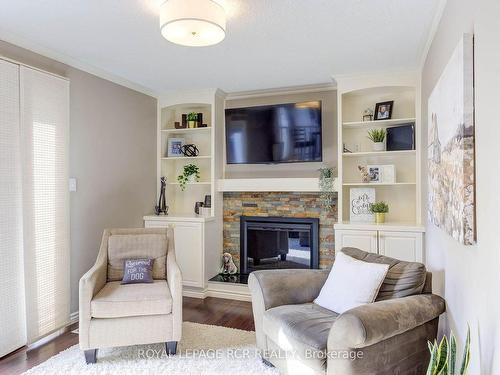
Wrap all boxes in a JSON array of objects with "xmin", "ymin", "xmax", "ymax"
[{"xmin": 69, "ymin": 178, "xmax": 77, "ymax": 192}]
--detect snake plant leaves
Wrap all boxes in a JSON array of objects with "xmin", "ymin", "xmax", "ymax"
[
  {"xmin": 448, "ymin": 333, "xmax": 457, "ymax": 375},
  {"xmin": 426, "ymin": 326, "xmax": 471, "ymax": 375},
  {"xmin": 459, "ymin": 327, "xmax": 471, "ymax": 375}
]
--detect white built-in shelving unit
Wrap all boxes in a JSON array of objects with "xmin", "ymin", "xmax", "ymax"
[
  {"xmin": 336, "ymin": 74, "xmax": 422, "ymax": 226},
  {"xmin": 334, "ymin": 72, "xmax": 424, "ymax": 262},
  {"xmin": 144, "ymin": 89, "xmax": 225, "ymax": 298},
  {"xmin": 158, "ymin": 101, "xmax": 215, "ymax": 216}
]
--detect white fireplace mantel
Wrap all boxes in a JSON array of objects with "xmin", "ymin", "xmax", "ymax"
[{"xmin": 217, "ymin": 178, "xmax": 339, "ymax": 193}]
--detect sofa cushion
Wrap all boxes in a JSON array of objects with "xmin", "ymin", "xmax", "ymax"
[
  {"xmin": 342, "ymin": 247, "xmax": 427, "ymax": 301},
  {"xmin": 91, "ymin": 280, "xmax": 172, "ymax": 318},
  {"xmin": 263, "ymin": 303, "xmax": 339, "ymax": 351},
  {"xmin": 314, "ymin": 251, "xmax": 389, "ymax": 313},
  {"xmin": 107, "ymin": 234, "xmax": 168, "ymax": 281}
]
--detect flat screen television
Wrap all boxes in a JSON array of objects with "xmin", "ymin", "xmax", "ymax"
[{"xmin": 225, "ymin": 101, "xmax": 322, "ymax": 164}]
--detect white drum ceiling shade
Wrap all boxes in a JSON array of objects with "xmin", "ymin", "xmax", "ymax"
[{"xmin": 160, "ymin": 0, "xmax": 226, "ymax": 47}]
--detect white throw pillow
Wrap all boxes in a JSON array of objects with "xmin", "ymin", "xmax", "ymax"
[{"xmin": 314, "ymin": 252, "xmax": 389, "ymax": 314}]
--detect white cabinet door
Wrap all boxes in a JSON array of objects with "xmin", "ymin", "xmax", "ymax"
[
  {"xmin": 335, "ymin": 229, "xmax": 378, "ymax": 253},
  {"xmin": 144, "ymin": 220, "xmax": 204, "ymax": 288},
  {"xmin": 378, "ymin": 231, "xmax": 423, "ymax": 262},
  {"xmin": 173, "ymin": 222, "xmax": 203, "ymax": 287}
]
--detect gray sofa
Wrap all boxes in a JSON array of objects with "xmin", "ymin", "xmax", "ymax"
[{"xmin": 248, "ymin": 247, "xmax": 446, "ymax": 375}]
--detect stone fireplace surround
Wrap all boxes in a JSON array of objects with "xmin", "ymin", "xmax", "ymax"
[{"xmin": 223, "ymin": 192, "xmax": 337, "ymax": 270}]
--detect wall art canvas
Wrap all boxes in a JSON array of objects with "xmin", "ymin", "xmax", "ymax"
[
  {"xmin": 350, "ymin": 188, "xmax": 375, "ymax": 222},
  {"xmin": 427, "ymin": 34, "xmax": 475, "ymax": 245}
]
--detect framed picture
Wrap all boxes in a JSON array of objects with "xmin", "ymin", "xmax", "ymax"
[
  {"xmin": 367, "ymin": 164, "xmax": 396, "ymax": 183},
  {"xmin": 380, "ymin": 165, "xmax": 396, "ymax": 183},
  {"xmin": 350, "ymin": 188, "xmax": 375, "ymax": 222},
  {"xmin": 167, "ymin": 137, "xmax": 185, "ymax": 157},
  {"xmin": 387, "ymin": 124, "xmax": 415, "ymax": 151},
  {"xmin": 428, "ymin": 34, "xmax": 475, "ymax": 245},
  {"xmin": 374, "ymin": 101, "xmax": 394, "ymax": 120},
  {"xmin": 367, "ymin": 165, "xmax": 380, "ymax": 182}
]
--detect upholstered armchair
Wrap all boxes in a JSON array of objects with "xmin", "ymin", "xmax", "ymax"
[
  {"xmin": 79, "ymin": 228, "xmax": 182, "ymax": 364},
  {"xmin": 249, "ymin": 247, "xmax": 446, "ymax": 375}
]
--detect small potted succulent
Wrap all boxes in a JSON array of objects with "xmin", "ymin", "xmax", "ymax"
[
  {"xmin": 367, "ymin": 128, "xmax": 386, "ymax": 151},
  {"xmin": 187, "ymin": 112, "xmax": 198, "ymax": 128},
  {"xmin": 177, "ymin": 163, "xmax": 200, "ymax": 191},
  {"xmin": 370, "ymin": 201, "xmax": 389, "ymax": 223}
]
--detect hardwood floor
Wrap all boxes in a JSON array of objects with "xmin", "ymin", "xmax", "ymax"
[{"xmin": 0, "ymin": 297, "xmax": 254, "ymax": 375}]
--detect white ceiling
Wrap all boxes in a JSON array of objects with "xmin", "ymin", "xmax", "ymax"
[{"xmin": 0, "ymin": 0, "xmax": 439, "ymax": 95}]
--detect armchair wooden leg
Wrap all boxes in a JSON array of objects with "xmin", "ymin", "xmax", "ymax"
[
  {"xmin": 84, "ymin": 349, "xmax": 98, "ymax": 364},
  {"xmin": 166, "ymin": 341, "xmax": 178, "ymax": 356}
]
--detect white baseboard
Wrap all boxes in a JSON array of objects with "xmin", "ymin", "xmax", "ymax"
[
  {"xmin": 183, "ymin": 288, "xmax": 207, "ymax": 299},
  {"xmin": 70, "ymin": 311, "xmax": 79, "ymax": 325},
  {"xmin": 183, "ymin": 282, "xmax": 252, "ymax": 302},
  {"xmin": 205, "ymin": 281, "xmax": 251, "ymax": 301},
  {"xmin": 205, "ymin": 289, "xmax": 251, "ymax": 302}
]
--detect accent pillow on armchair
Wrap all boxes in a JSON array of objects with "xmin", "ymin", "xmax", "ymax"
[
  {"xmin": 314, "ymin": 251, "xmax": 389, "ymax": 313},
  {"xmin": 121, "ymin": 258, "xmax": 154, "ymax": 284}
]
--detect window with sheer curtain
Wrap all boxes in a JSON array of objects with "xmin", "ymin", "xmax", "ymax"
[{"xmin": 0, "ymin": 60, "xmax": 69, "ymax": 356}]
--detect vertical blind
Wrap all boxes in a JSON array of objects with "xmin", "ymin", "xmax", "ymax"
[
  {"xmin": 0, "ymin": 59, "xmax": 27, "ymax": 357},
  {"xmin": 20, "ymin": 66, "xmax": 70, "ymax": 343},
  {"xmin": 0, "ymin": 60, "xmax": 70, "ymax": 355}
]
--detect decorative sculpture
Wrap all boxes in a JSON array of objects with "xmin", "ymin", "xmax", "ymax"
[
  {"xmin": 363, "ymin": 108, "xmax": 374, "ymax": 122},
  {"xmin": 180, "ymin": 144, "xmax": 199, "ymax": 157},
  {"xmin": 358, "ymin": 165, "xmax": 370, "ymax": 183},
  {"xmin": 154, "ymin": 177, "xmax": 169, "ymax": 215},
  {"xmin": 219, "ymin": 252, "xmax": 238, "ymax": 275}
]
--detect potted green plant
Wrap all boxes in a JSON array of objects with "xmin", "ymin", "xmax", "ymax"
[
  {"xmin": 318, "ymin": 166, "xmax": 337, "ymax": 210},
  {"xmin": 187, "ymin": 112, "xmax": 198, "ymax": 128},
  {"xmin": 177, "ymin": 163, "xmax": 200, "ymax": 191},
  {"xmin": 370, "ymin": 201, "xmax": 389, "ymax": 223},
  {"xmin": 426, "ymin": 326, "xmax": 470, "ymax": 375},
  {"xmin": 367, "ymin": 128, "xmax": 386, "ymax": 151}
]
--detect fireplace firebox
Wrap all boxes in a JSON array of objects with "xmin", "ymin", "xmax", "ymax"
[{"xmin": 240, "ymin": 216, "xmax": 319, "ymax": 274}]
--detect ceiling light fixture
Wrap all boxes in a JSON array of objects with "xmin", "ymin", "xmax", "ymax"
[{"xmin": 159, "ymin": 0, "xmax": 226, "ymax": 47}]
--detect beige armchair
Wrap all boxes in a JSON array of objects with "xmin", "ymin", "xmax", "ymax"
[
  {"xmin": 79, "ymin": 228, "xmax": 182, "ymax": 364},
  {"xmin": 249, "ymin": 247, "xmax": 445, "ymax": 375}
]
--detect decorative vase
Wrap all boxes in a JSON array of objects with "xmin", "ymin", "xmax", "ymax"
[
  {"xmin": 199, "ymin": 207, "xmax": 211, "ymax": 217},
  {"xmin": 375, "ymin": 212, "xmax": 386, "ymax": 223},
  {"xmin": 188, "ymin": 120, "xmax": 196, "ymax": 128},
  {"xmin": 187, "ymin": 174, "xmax": 197, "ymax": 183},
  {"xmin": 373, "ymin": 142, "xmax": 385, "ymax": 151},
  {"xmin": 194, "ymin": 201, "xmax": 204, "ymax": 214}
]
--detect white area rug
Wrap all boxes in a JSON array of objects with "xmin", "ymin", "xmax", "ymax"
[{"xmin": 23, "ymin": 322, "xmax": 279, "ymax": 375}]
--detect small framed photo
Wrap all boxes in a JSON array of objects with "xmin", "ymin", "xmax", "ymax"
[
  {"xmin": 380, "ymin": 165, "xmax": 396, "ymax": 183},
  {"xmin": 374, "ymin": 101, "xmax": 394, "ymax": 120},
  {"xmin": 167, "ymin": 137, "xmax": 185, "ymax": 157},
  {"xmin": 367, "ymin": 164, "xmax": 396, "ymax": 183},
  {"xmin": 367, "ymin": 165, "xmax": 381, "ymax": 183}
]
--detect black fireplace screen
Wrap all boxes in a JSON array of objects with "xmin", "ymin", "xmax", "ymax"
[{"xmin": 240, "ymin": 216, "xmax": 319, "ymax": 274}]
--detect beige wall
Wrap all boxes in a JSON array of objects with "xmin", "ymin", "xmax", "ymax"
[
  {"xmin": 0, "ymin": 41, "xmax": 157, "ymax": 313},
  {"xmin": 225, "ymin": 90, "xmax": 337, "ymax": 178},
  {"xmin": 421, "ymin": 0, "xmax": 500, "ymax": 372}
]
